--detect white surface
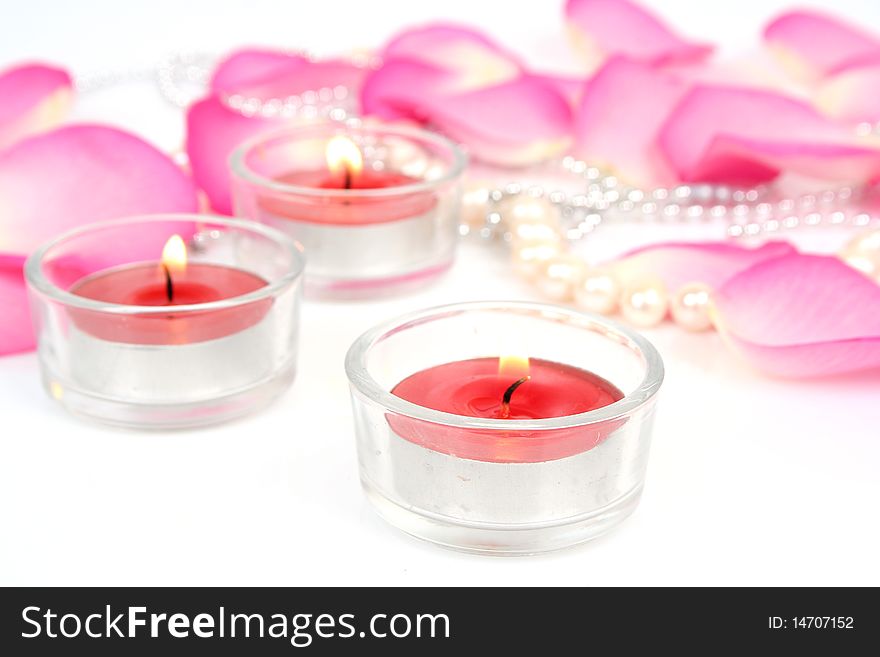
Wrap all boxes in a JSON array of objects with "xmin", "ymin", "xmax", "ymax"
[{"xmin": 1, "ymin": 0, "xmax": 879, "ymax": 586}]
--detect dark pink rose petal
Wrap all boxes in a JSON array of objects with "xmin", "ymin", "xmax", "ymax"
[
  {"xmin": 714, "ymin": 253, "xmax": 880, "ymax": 377},
  {"xmin": 613, "ymin": 240, "xmax": 797, "ymax": 291},
  {"xmin": 0, "ymin": 125, "xmax": 198, "ymax": 253},
  {"xmin": 362, "ymin": 60, "xmax": 572, "ymax": 165},
  {"xmin": 658, "ymin": 85, "xmax": 880, "ymax": 185},
  {"xmin": 574, "ymin": 56, "xmax": 687, "ymax": 185},
  {"xmin": 0, "ymin": 254, "xmax": 31, "ymax": 356},
  {"xmin": 764, "ymin": 10, "xmax": 880, "ymax": 79},
  {"xmin": 565, "ymin": 0, "xmax": 712, "ymax": 66},
  {"xmin": 0, "ymin": 62, "xmax": 72, "ymax": 150},
  {"xmin": 382, "ymin": 23, "xmax": 523, "ymax": 91}
]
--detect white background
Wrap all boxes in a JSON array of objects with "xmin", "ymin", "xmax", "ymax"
[{"xmin": 1, "ymin": 0, "xmax": 879, "ymax": 586}]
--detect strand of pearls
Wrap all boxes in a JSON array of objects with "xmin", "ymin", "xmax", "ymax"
[
  {"xmin": 461, "ymin": 156, "xmax": 877, "ymax": 243},
  {"xmin": 76, "ymin": 50, "xmax": 373, "ymax": 122},
  {"xmin": 462, "ymin": 170, "xmax": 880, "ymax": 331}
]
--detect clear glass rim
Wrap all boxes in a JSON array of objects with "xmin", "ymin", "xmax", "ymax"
[
  {"xmin": 228, "ymin": 122, "xmax": 468, "ymax": 198},
  {"xmin": 24, "ymin": 214, "xmax": 305, "ymax": 315},
  {"xmin": 344, "ymin": 301, "xmax": 665, "ymax": 431}
]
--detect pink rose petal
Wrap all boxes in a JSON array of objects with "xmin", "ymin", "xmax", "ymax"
[
  {"xmin": 211, "ymin": 48, "xmax": 368, "ymax": 98},
  {"xmin": 714, "ymin": 253, "xmax": 880, "ymax": 377},
  {"xmin": 574, "ymin": 57, "xmax": 686, "ymax": 186},
  {"xmin": 530, "ymin": 72, "xmax": 585, "ymax": 107},
  {"xmin": 565, "ymin": 0, "xmax": 712, "ymax": 66},
  {"xmin": 612, "ymin": 241, "xmax": 797, "ymax": 291},
  {"xmin": 362, "ymin": 60, "xmax": 572, "ymax": 165},
  {"xmin": 188, "ymin": 52, "xmax": 369, "ymax": 213},
  {"xmin": 361, "ymin": 58, "xmax": 452, "ymax": 122},
  {"xmin": 764, "ymin": 10, "xmax": 880, "ymax": 80},
  {"xmin": 658, "ymin": 85, "xmax": 880, "ymax": 185},
  {"xmin": 816, "ymin": 56, "xmax": 880, "ymax": 123},
  {"xmin": 382, "ymin": 23, "xmax": 523, "ymax": 92},
  {"xmin": 0, "ymin": 125, "xmax": 198, "ymax": 253},
  {"xmin": 186, "ymin": 97, "xmax": 274, "ymax": 215},
  {"xmin": 210, "ymin": 48, "xmax": 311, "ymax": 95},
  {"xmin": 0, "ymin": 254, "xmax": 31, "ymax": 356},
  {"xmin": 0, "ymin": 63, "xmax": 72, "ymax": 150}
]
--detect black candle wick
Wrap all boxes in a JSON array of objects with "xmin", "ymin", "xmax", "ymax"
[
  {"xmin": 163, "ymin": 264, "xmax": 174, "ymax": 302},
  {"xmin": 500, "ymin": 376, "xmax": 530, "ymax": 419}
]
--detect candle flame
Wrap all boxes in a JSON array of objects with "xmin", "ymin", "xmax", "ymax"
[
  {"xmin": 161, "ymin": 234, "xmax": 187, "ymax": 274},
  {"xmin": 498, "ymin": 353, "xmax": 530, "ymax": 379},
  {"xmin": 325, "ymin": 135, "xmax": 363, "ymax": 176}
]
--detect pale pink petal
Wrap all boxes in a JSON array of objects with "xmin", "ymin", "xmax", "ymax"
[
  {"xmin": 0, "ymin": 63, "xmax": 72, "ymax": 151},
  {"xmin": 713, "ymin": 253, "xmax": 880, "ymax": 377},
  {"xmin": 764, "ymin": 10, "xmax": 880, "ymax": 80},
  {"xmin": 432, "ymin": 78, "xmax": 573, "ymax": 164},
  {"xmin": 0, "ymin": 125, "xmax": 198, "ymax": 253},
  {"xmin": 816, "ymin": 56, "xmax": 880, "ymax": 123},
  {"xmin": 361, "ymin": 59, "xmax": 448, "ymax": 122},
  {"xmin": 667, "ymin": 51, "xmax": 807, "ymax": 97},
  {"xmin": 0, "ymin": 254, "xmax": 32, "ymax": 356},
  {"xmin": 382, "ymin": 23, "xmax": 523, "ymax": 91},
  {"xmin": 186, "ymin": 97, "xmax": 274, "ymax": 214},
  {"xmin": 189, "ymin": 55, "xmax": 368, "ymax": 212},
  {"xmin": 210, "ymin": 48, "xmax": 311, "ymax": 94},
  {"xmin": 529, "ymin": 72, "xmax": 585, "ymax": 107},
  {"xmin": 220, "ymin": 59, "xmax": 368, "ymax": 102},
  {"xmin": 612, "ymin": 241, "xmax": 797, "ymax": 291},
  {"xmin": 573, "ymin": 57, "xmax": 686, "ymax": 186},
  {"xmin": 362, "ymin": 61, "xmax": 572, "ymax": 165},
  {"xmin": 658, "ymin": 85, "xmax": 880, "ymax": 185},
  {"xmin": 565, "ymin": 0, "xmax": 712, "ymax": 66}
]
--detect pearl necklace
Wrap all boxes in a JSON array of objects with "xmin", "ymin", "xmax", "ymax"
[
  {"xmin": 75, "ymin": 50, "xmax": 374, "ymax": 120},
  {"xmin": 460, "ymin": 156, "xmax": 877, "ymax": 244},
  {"xmin": 462, "ymin": 174, "xmax": 880, "ymax": 332}
]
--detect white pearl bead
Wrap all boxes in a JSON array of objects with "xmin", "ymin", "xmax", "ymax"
[
  {"xmin": 509, "ymin": 221, "xmax": 561, "ymax": 245},
  {"xmin": 536, "ymin": 254, "xmax": 586, "ymax": 301},
  {"xmin": 511, "ymin": 240, "xmax": 563, "ymax": 280},
  {"xmin": 574, "ymin": 269, "xmax": 620, "ymax": 314},
  {"xmin": 460, "ymin": 183, "xmax": 492, "ymax": 227},
  {"xmin": 620, "ymin": 279, "xmax": 669, "ymax": 327},
  {"xmin": 670, "ymin": 283, "xmax": 713, "ymax": 332},
  {"xmin": 497, "ymin": 195, "xmax": 557, "ymax": 229}
]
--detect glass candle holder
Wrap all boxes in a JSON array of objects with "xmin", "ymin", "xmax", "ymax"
[
  {"xmin": 229, "ymin": 122, "xmax": 466, "ymax": 298},
  {"xmin": 345, "ymin": 301, "xmax": 664, "ymax": 555},
  {"xmin": 25, "ymin": 215, "xmax": 304, "ymax": 429}
]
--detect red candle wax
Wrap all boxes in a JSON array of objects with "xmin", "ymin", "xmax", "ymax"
[
  {"xmin": 261, "ymin": 169, "xmax": 437, "ymax": 225},
  {"xmin": 69, "ymin": 263, "xmax": 270, "ymax": 345},
  {"xmin": 389, "ymin": 357, "xmax": 625, "ymax": 463}
]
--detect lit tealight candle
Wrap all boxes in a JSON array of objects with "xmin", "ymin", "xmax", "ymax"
[
  {"xmin": 26, "ymin": 216, "xmax": 304, "ymax": 427},
  {"xmin": 390, "ymin": 353, "xmax": 624, "ymax": 462},
  {"xmin": 346, "ymin": 302, "xmax": 665, "ymax": 554},
  {"xmin": 325, "ymin": 135, "xmax": 364, "ymax": 190},
  {"xmin": 70, "ymin": 234, "xmax": 270, "ymax": 344},
  {"xmin": 229, "ymin": 124, "xmax": 465, "ymax": 297}
]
